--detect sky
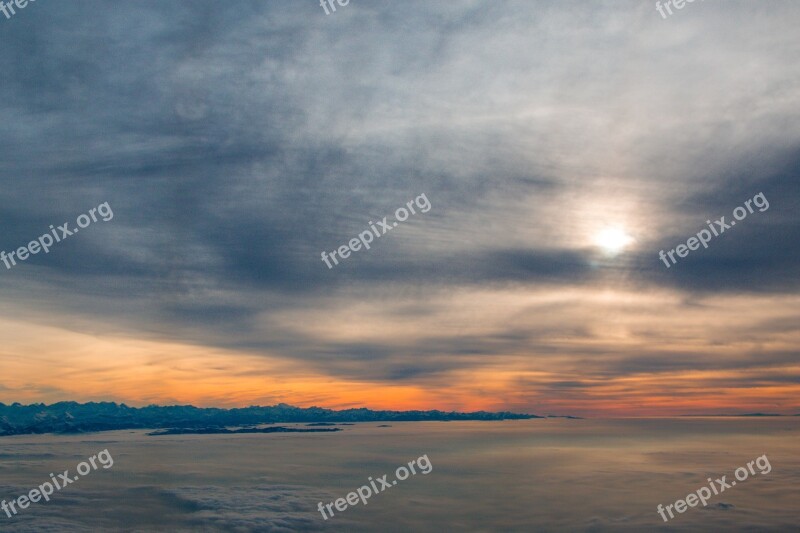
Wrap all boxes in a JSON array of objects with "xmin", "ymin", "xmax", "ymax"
[{"xmin": 0, "ymin": 0, "xmax": 798, "ymax": 417}]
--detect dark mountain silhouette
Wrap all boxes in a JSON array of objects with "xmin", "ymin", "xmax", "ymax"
[
  {"xmin": 147, "ymin": 426, "xmax": 343, "ymax": 436},
  {"xmin": 0, "ymin": 401, "xmax": 543, "ymax": 436}
]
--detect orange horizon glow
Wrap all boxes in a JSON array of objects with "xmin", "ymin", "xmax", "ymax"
[{"xmin": 1, "ymin": 287, "xmax": 799, "ymax": 418}]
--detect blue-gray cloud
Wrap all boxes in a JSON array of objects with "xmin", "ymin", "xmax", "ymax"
[{"xmin": 0, "ymin": 0, "xmax": 798, "ymax": 389}]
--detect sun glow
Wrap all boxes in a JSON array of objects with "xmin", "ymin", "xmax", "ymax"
[{"xmin": 593, "ymin": 227, "xmax": 634, "ymax": 255}]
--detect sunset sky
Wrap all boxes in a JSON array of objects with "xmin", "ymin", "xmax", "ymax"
[{"xmin": 0, "ymin": 0, "xmax": 798, "ymax": 417}]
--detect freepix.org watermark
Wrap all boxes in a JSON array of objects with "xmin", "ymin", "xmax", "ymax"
[
  {"xmin": 0, "ymin": 0, "xmax": 35, "ymax": 21},
  {"xmin": 655, "ymin": 0, "xmax": 703, "ymax": 19},
  {"xmin": 317, "ymin": 454, "xmax": 433, "ymax": 520},
  {"xmin": 319, "ymin": 0, "xmax": 349, "ymax": 15},
  {"xmin": 1, "ymin": 202, "xmax": 113, "ymax": 271},
  {"xmin": 659, "ymin": 192, "xmax": 769, "ymax": 268},
  {"xmin": 657, "ymin": 454, "xmax": 771, "ymax": 522},
  {"xmin": 321, "ymin": 193, "xmax": 431, "ymax": 269},
  {"xmin": 2, "ymin": 449, "xmax": 114, "ymax": 518}
]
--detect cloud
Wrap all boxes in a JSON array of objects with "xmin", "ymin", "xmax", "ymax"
[{"xmin": 0, "ymin": 0, "xmax": 799, "ymax": 413}]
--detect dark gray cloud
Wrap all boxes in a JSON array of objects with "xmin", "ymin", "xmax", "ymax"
[{"xmin": 0, "ymin": 0, "xmax": 798, "ymax": 393}]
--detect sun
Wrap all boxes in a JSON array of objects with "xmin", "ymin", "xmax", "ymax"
[{"xmin": 593, "ymin": 227, "xmax": 634, "ymax": 255}]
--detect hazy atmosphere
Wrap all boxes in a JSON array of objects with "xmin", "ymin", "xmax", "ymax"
[
  {"xmin": 1, "ymin": 1, "xmax": 798, "ymax": 531},
  {"xmin": 2, "ymin": 0, "xmax": 798, "ymax": 417}
]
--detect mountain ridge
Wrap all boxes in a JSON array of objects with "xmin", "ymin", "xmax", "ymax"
[{"xmin": 0, "ymin": 401, "xmax": 545, "ymax": 436}]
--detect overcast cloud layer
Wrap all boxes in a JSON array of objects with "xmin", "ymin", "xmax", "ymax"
[{"xmin": 0, "ymin": 0, "xmax": 798, "ymax": 415}]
